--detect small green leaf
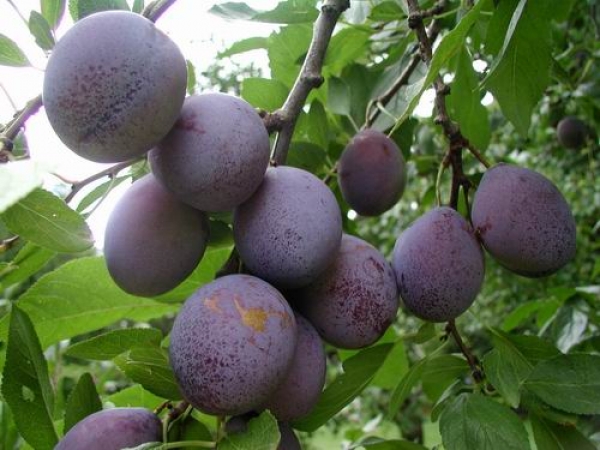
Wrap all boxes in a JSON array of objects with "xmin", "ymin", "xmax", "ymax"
[
  {"xmin": 0, "ymin": 243, "xmax": 55, "ymax": 290},
  {"xmin": 0, "ymin": 160, "xmax": 51, "ymax": 214},
  {"xmin": 28, "ymin": 11, "xmax": 55, "ymax": 51},
  {"xmin": 220, "ymin": 410, "xmax": 280, "ymax": 450},
  {"xmin": 115, "ymin": 346, "xmax": 182, "ymax": 400},
  {"xmin": 65, "ymin": 328, "xmax": 163, "ymax": 360},
  {"xmin": 132, "ymin": 0, "xmax": 144, "ymax": 14},
  {"xmin": 241, "ymin": 77, "xmax": 288, "ymax": 110},
  {"xmin": 75, "ymin": 175, "xmax": 129, "ymax": 213},
  {"xmin": 41, "ymin": 0, "xmax": 67, "ymax": 28},
  {"xmin": 0, "ymin": 34, "xmax": 30, "ymax": 67},
  {"xmin": 1, "ymin": 306, "xmax": 58, "ymax": 450},
  {"xmin": 293, "ymin": 344, "xmax": 393, "ymax": 432},
  {"xmin": 388, "ymin": 356, "xmax": 428, "ymax": 418},
  {"xmin": 422, "ymin": 355, "xmax": 469, "ymax": 403},
  {"xmin": 439, "ymin": 393, "xmax": 530, "ymax": 450},
  {"xmin": 186, "ymin": 60, "xmax": 197, "ymax": 95},
  {"xmin": 253, "ymin": 0, "xmax": 318, "ymax": 24},
  {"xmin": 1, "ymin": 188, "xmax": 94, "ymax": 253},
  {"xmin": 524, "ymin": 353, "xmax": 600, "ymax": 415},
  {"xmin": 219, "ymin": 37, "xmax": 269, "ymax": 58},
  {"xmin": 63, "ymin": 373, "xmax": 102, "ymax": 433},
  {"xmin": 530, "ymin": 414, "xmax": 596, "ymax": 450},
  {"xmin": 106, "ymin": 385, "xmax": 165, "ymax": 410},
  {"xmin": 208, "ymin": 2, "xmax": 257, "ymax": 20}
]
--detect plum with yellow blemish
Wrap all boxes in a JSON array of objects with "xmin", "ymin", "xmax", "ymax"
[{"xmin": 168, "ymin": 274, "xmax": 297, "ymax": 416}]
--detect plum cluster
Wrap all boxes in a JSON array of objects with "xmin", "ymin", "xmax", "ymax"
[{"xmin": 46, "ymin": 10, "xmax": 576, "ymax": 448}]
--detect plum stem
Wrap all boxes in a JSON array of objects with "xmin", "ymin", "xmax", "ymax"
[
  {"xmin": 0, "ymin": 94, "xmax": 43, "ymax": 160},
  {"xmin": 142, "ymin": 0, "xmax": 179, "ymax": 22},
  {"xmin": 271, "ymin": 0, "xmax": 350, "ymax": 165},
  {"xmin": 446, "ymin": 319, "xmax": 483, "ymax": 383}
]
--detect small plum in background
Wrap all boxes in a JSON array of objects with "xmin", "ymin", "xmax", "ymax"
[
  {"xmin": 169, "ymin": 274, "xmax": 297, "ymax": 416},
  {"xmin": 556, "ymin": 116, "xmax": 588, "ymax": 149},
  {"xmin": 471, "ymin": 164, "xmax": 576, "ymax": 277},
  {"xmin": 234, "ymin": 166, "xmax": 343, "ymax": 289},
  {"xmin": 104, "ymin": 174, "xmax": 209, "ymax": 297},
  {"xmin": 392, "ymin": 207, "xmax": 485, "ymax": 322},
  {"xmin": 149, "ymin": 93, "xmax": 271, "ymax": 212},
  {"xmin": 55, "ymin": 408, "xmax": 161, "ymax": 450},
  {"xmin": 338, "ymin": 129, "xmax": 407, "ymax": 216},
  {"xmin": 295, "ymin": 234, "xmax": 399, "ymax": 349},
  {"xmin": 43, "ymin": 11, "xmax": 187, "ymax": 163},
  {"xmin": 264, "ymin": 313, "xmax": 326, "ymax": 421}
]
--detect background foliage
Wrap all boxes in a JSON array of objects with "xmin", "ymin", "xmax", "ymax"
[{"xmin": 0, "ymin": 0, "xmax": 598, "ymax": 449}]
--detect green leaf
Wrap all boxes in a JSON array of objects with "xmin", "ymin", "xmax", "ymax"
[
  {"xmin": 483, "ymin": 0, "xmax": 552, "ymax": 135},
  {"xmin": 1, "ymin": 306, "xmax": 58, "ymax": 450},
  {"xmin": 293, "ymin": 344, "xmax": 393, "ymax": 432},
  {"xmin": 28, "ymin": 11, "xmax": 55, "ymax": 51},
  {"xmin": 327, "ymin": 77, "xmax": 351, "ymax": 116},
  {"xmin": 520, "ymin": 391, "xmax": 577, "ymax": 426},
  {"xmin": 41, "ymin": 0, "xmax": 66, "ymax": 28},
  {"xmin": 422, "ymin": 355, "xmax": 469, "ymax": 403},
  {"xmin": 0, "ymin": 402, "xmax": 20, "ymax": 450},
  {"xmin": 371, "ymin": 338, "xmax": 409, "ymax": 390},
  {"xmin": 220, "ymin": 410, "xmax": 280, "ymax": 450},
  {"xmin": 210, "ymin": 1, "xmax": 317, "ymax": 24},
  {"xmin": 447, "ymin": 46, "xmax": 490, "ymax": 149},
  {"xmin": 241, "ymin": 77, "xmax": 288, "ymax": 110},
  {"xmin": 114, "ymin": 346, "xmax": 182, "ymax": 400},
  {"xmin": 186, "ymin": 60, "xmax": 197, "ymax": 95},
  {"xmin": 324, "ymin": 27, "xmax": 371, "ymax": 76},
  {"xmin": 219, "ymin": 37, "xmax": 269, "ymax": 58},
  {"xmin": 75, "ymin": 175, "xmax": 129, "ymax": 214},
  {"xmin": 369, "ymin": 2, "xmax": 405, "ymax": 21},
  {"xmin": 1, "ymin": 188, "xmax": 94, "ymax": 253},
  {"xmin": 0, "ymin": 34, "xmax": 30, "ymax": 67},
  {"xmin": 69, "ymin": 0, "xmax": 129, "ymax": 20},
  {"xmin": 0, "ymin": 243, "xmax": 55, "ymax": 290},
  {"xmin": 0, "ymin": 160, "xmax": 51, "ymax": 214},
  {"xmin": 132, "ymin": 0, "xmax": 144, "ymax": 14},
  {"xmin": 355, "ymin": 437, "xmax": 428, "ymax": 450},
  {"xmin": 208, "ymin": 2, "xmax": 257, "ymax": 20},
  {"xmin": 439, "ymin": 393, "xmax": 530, "ymax": 450},
  {"xmin": 388, "ymin": 355, "xmax": 428, "ymax": 417},
  {"xmin": 0, "ymin": 257, "xmax": 177, "ymax": 358},
  {"xmin": 153, "ymin": 246, "xmax": 233, "ymax": 303},
  {"xmin": 524, "ymin": 353, "xmax": 600, "ymax": 415},
  {"xmin": 268, "ymin": 24, "xmax": 312, "ymax": 87},
  {"xmin": 286, "ymin": 142, "xmax": 327, "ymax": 173},
  {"xmin": 106, "ymin": 385, "xmax": 165, "ymax": 410},
  {"xmin": 65, "ymin": 328, "xmax": 163, "ymax": 360},
  {"xmin": 63, "ymin": 373, "xmax": 102, "ymax": 433},
  {"xmin": 530, "ymin": 415, "xmax": 596, "ymax": 450}
]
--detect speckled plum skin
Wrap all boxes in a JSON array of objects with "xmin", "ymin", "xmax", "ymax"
[
  {"xmin": 55, "ymin": 408, "xmax": 161, "ymax": 450},
  {"xmin": 43, "ymin": 11, "xmax": 187, "ymax": 163},
  {"xmin": 264, "ymin": 313, "xmax": 326, "ymax": 421},
  {"xmin": 295, "ymin": 234, "xmax": 399, "ymax": 348},
  {"xmin": 471, "ymin": 164, "xmax": 576, "ymax": 277},
  {"xmin": 392, "ymin": 207, "xmax": 484, "ymax": 322},
  {"xmin": 234, "ymin": 166, "xmax": 343, "ymax": 289},
  {"xmin": 104, "ymin": 174, "xmax": 209, "ymax": 297},
  {"xmin": 169, "ymin": 274, "xmax": 297, "ymax": 416},
  {"xmin": 149, "ymin": 93, "xmax": 271, "ymax": 212},
  {"xmin": 557, "ymin": 116, "xmax": 587, "ymax": 149},
  {"xmin": 338, "ymin": 129, "xmax": 407, "ymax": 216}
]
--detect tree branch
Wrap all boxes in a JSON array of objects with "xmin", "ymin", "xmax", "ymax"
[
  {"xmin": 0, "ymin": 94, "xmax": 43, "ymax": 158},
  {"xmin": 446, "ymin": 319, "xmax": 483, "ymax": 383},
  {"xmin": 271, "ymin": 0, "xmax": 350, "ymax": 165},
  {"xmin": 142, "ymin": 0, "xmax": 179, "ymax": 22}
]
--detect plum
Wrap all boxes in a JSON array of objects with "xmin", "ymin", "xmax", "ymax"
[
  {"xmin": 556, "ymin": 116, "xmax": 587, "ymax": 149},
  {"xmin": 471, "ymin": 164, "xmax": 576, "ymax": 277},
  {"xmin": 104, "ymin": 174, "xmax": 209, "ymax": 297},
  {"xmin": 295, "ymin": 234, "xmax": 399, "ymax": 348},
  {"xmin": 338, "ymin": 129, "xmax": 407, "ymax": 216},
  {"xmin": 43, "ymin": 11, "xmax": 186, "ymax": 163},
  {"xmin": 169, "ymin": 274, "xmax": 297, "ymax": 416},
  {"xmin": 234, "ymin": 166, "xmax": 343, "ymax": 289},
  {"xmin": 264, "ymin": 313, "xmax": 326, "ymax": 421},
  {"xmin": 392, "ymin": 207, "xmax": 485, "ymax": 322},
  {"xmin": 149, "ymin": 93, "xmax": 271, "ymax": 212},
  {"xmin": 55, "ymin": 407, "xmax": 161, "ymax": 450}
]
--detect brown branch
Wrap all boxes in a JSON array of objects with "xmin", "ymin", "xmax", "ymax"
[
  {"xmin": 446, "ymin": 320, "xmax": 483, "ymax": 383},
  {"xmin": 271, "ymin": 0, "xmax": 350, "ymax": 165},
  {"xmin": 0, "ymin": 94, "xmax": 43, "ymax": 152},
  {"xmin": 142, "ymin": 0, "xmax": 179, "ymax": 22},
  {"xmin": 63, "ymin": 158, "xmax": 141, "ymax": 204}
]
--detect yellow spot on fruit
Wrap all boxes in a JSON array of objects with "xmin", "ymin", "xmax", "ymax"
[
  {"xmin": 204, "ymin": 295, "xmax": 222, "ymax": 313},
  {"xmin": 234, "ymin": 296, "xmax": 269, "ymax": 333}
]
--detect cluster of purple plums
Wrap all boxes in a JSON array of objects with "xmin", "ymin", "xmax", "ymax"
[{"xmin": 44, "ymin": 10, "xmax": 576, "ymax": 450}]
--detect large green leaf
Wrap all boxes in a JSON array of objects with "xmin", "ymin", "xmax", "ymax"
[
  {"xmin": 388, "ymin": 355, "xmax": 428, "ymax": 418},
  {"xmin": 371, "ymin": 338, "xmax": 409, "ymax": 390},
  {"xmin": 106, "ymin": 385, "xmax": 165, "ymax": 410},
  {"xmin": 530, "ymin": 415, "xmax": 596, "ymax": 450},
  {"xmin": 524, "ymin": 353, "xmax": 600, "ymax": 415},
  {"xmin": 241, "ymin": 77, "xmax": 289, "ymax": 110},
  {"xmin": 210, "ymin": 1, "xmax": 317, "ymax": 24},
  {"xmin": 0, "ymin": 34, "xmax": 30, "ymax": 67},
  {"xmin": 63, "ymin": 373, "xmax": 102, "ymax": 433},
  {"xmin": 65, "ymin": 328, "xmax": 163, "ymax": 360},
  {"xmin": 268, "ymin": 24, "xmax": 312, "ymax": 87},
  {"xmin": 0, "ymin": 160, "xmax": 49, "ymax": 214},
  {"xmin": 293, "ymin": 344, "xmax": 393, "ymax": 432},
  {"xmin": 483, "ymin": 0, "xmax": 552, "ymax": 135},
  {"xmin": 28, "ymin": 11, "xmax": 55, "ymax": 51},
  {"xmin": 439, "ymin": 393, "xmax": 530, "ymax": 450},
  {"xmin": 114, "ymin": 346, "xmax": 182, "ymax": 400},
  {"xmin": 68, "ymin": 0, "xmax": 129, "ymax": 20},
  {"xmin": 220, "ymin": 411, "xmax": 280, "ymax": 450},
  {"xmin": 0, "ymin": 257, "xmax": 177, "ymax": 356},
  {"xmin": 1, "ymin": 188, "xmax": 94, "ymax": 253},
  {"xmin": 421, "ymin": 355, "xmax": 469, "ymax": 403},
  {"xmin": 219, "ymin": 37, "xmax": 269, "ymax": 58},
  {"xmin": 0, "ymin": 243, "xmax": 55, "ymax": 290},
  {"xmin": 324, "ymin": 27, "xmax": 371, "ymax": 76},
  {"xmin": 41, "ymin": 0, "xmax": 67, "ymax": 28},
  {"xmin": 1, "ymin": 307, "xmax": 58, "ymax": 450}
]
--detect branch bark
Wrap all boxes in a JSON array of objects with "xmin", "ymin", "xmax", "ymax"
[{"xmin": 271, "ymin": 0, "xmax": 350, "ymax": 165}]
